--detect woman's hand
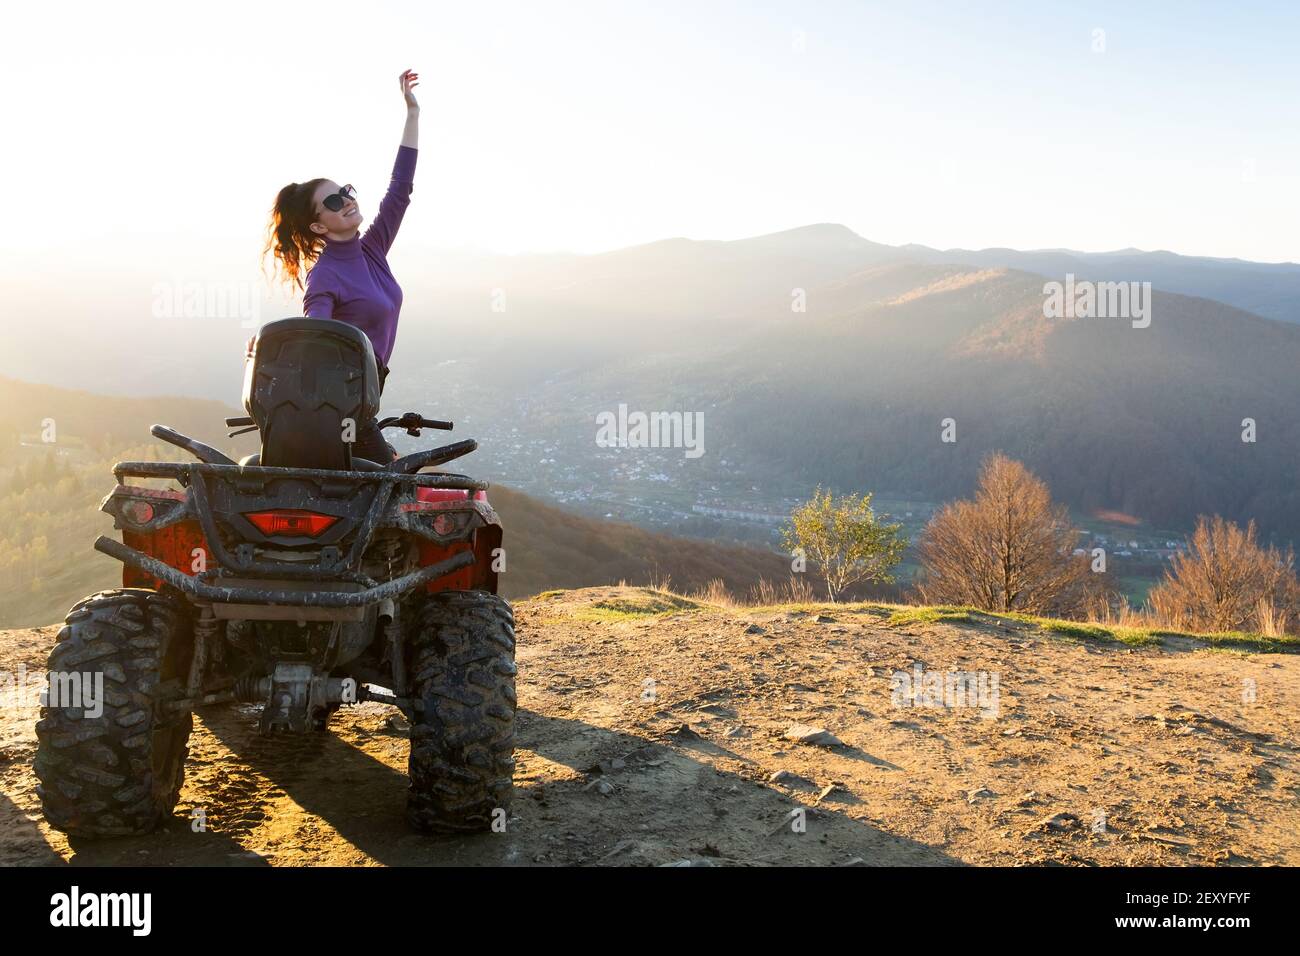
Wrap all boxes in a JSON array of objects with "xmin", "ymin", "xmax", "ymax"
[
  {"xmin": 400, "ymin": 69, "xmax": 420, "ymax": 111},
  {"xmin": 399, "ymin": 70, "xmax": 420, "ymax": 148}
]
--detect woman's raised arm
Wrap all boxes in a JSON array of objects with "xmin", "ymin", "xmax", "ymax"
[{"xmin": 362, "ymin": 70, "xmax": 420, "ymax": 255}]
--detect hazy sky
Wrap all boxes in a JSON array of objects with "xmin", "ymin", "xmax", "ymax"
[{"xmin": 3, "ymin": 0, "xmax": 1296, "ymax": 301}]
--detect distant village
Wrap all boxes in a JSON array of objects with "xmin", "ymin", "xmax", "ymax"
[{"xmin": 398, "ymin": 405, "xmax": 1190, "ymax": 570}]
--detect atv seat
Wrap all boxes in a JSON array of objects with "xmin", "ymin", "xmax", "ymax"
[{"xmin": 242, "ymin": 318, "xmax": 382, "ymax": 471}]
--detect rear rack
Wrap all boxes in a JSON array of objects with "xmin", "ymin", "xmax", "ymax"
[{"xmin": 111, "ymin": 460, "xmax": 489, "ymax": 491}]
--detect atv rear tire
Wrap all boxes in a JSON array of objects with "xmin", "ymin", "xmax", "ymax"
[
  {"xmin": 406, "ymin": 590, "xmax": 516, "ymax": 832},
  {"xmin": 34, "ymin": 589, "xmax": 193, "ymax": 838}
]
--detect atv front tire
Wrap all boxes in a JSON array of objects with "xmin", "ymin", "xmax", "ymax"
[
  {"xmin": 35, "ymin": 589, "xmax": 193, "ymax": 838},
  {"xmin": 407, "ymin": 590, "xmax": 516, "ymax": 832}
]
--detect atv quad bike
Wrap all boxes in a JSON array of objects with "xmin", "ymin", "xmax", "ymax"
[{"xmin": 35, "ymin": 318, "xmax": 515, "ymax": 838}]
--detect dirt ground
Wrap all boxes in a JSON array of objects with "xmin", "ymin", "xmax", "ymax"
[{"xmin": 1, "ymin": 585, "xmax": 1296, "ymax": 866}]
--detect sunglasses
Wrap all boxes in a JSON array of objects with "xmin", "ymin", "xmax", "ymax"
[{"xmin": 320, "ymin": 184, "xmax": 357, "ymax": 213}]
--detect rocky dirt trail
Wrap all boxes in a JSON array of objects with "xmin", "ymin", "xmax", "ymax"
[{"xmin": 2, "ymin": 586, "xmax": 1296, "ymax": 866}]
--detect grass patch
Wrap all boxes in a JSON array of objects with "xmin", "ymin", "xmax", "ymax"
[
  {"xmin": 743, "ymin": 600, "xmax": 898, "ymax": 618},
  {"xmin": 997, "ymin": 612, "xmax": 1159, "ymax": 647},
  {"xmin": 1193, "ymin": 631, "xmax": 1300, "ymax": 653},
  {"xmin": 976, "ymin": 612, "xmax": 1296, "ymax": 652},
  {"xmin": 1101, "ymin": 626, "xmax": 1163, "ymax": 648},
  {"xmin": 885, "ymin": 606, "xmax": 975, "ymax": 627},
  {"xmin": 1040, "ymin": 620, "xmax": 1114, "ymax": 641},
  {"xmin": 574, "ymin": 590, "xmax": 702, "ymax": 621}
]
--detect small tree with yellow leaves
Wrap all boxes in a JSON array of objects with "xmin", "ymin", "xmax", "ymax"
[{"xmin": 782, "ymin": 487, "xmax": 906, "ymax": 602}]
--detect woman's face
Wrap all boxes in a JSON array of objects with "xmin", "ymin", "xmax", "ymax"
[{"xmin": 310, "ymin": 180, "xmax": 364, "ymax": 237}]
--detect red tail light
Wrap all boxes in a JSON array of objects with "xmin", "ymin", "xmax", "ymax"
[
  {"xmin": 243, "ymin": 509, "xmax": 338, "ymax": 537},
  {"xmin": 122, "ymin": 500, "xmax": 156, "ymax": 524}
]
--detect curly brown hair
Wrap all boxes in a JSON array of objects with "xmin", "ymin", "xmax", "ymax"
[{"xmin": 262, "ymin": 178, "xmax": 328, "ymax": 292}]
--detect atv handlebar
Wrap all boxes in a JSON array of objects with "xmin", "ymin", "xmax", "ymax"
[
  {"xmin": 225, "ymin": 413, "xmax": 451, "ymax": 439},
  {"xmin": 378, "ymin": 412, "xmax": 454, "ymax": 434},
  {"xmin": 168, "ymin": 413, "xmax": 472, "ymax": 470}
]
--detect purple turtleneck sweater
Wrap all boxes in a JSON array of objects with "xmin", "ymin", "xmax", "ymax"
[{"xmin": 303, "ymin": 145, "xmax": 417, "ymax": 367}]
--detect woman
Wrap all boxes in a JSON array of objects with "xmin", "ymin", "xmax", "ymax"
[{"xmin": 262, "ymin": 69, "xmax": 420, "ymax": 463}]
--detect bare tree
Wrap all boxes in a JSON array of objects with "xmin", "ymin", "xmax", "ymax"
[
  {"xmin": 917, "ymin": 454, "xmax": 1102, "ymax": 615},
  {"xmin": 1148, "ymin": 515, "xmax": 1296, "ymax": 633}
]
